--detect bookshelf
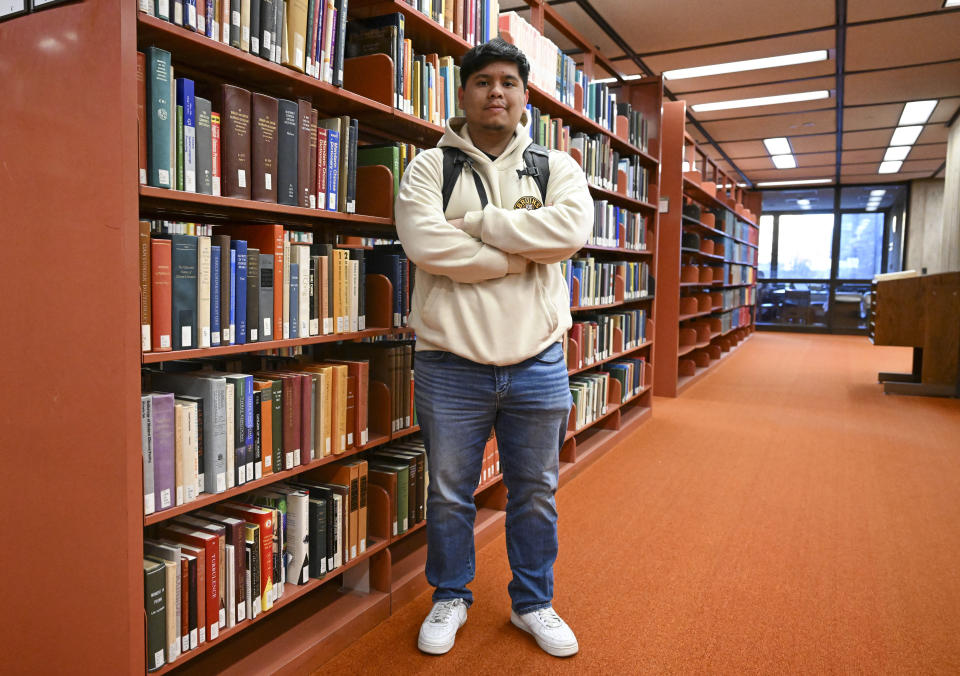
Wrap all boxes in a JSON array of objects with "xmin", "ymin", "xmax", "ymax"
[
  {"xmin": 654, "ymin": 100, "xmax": 759, "ymax": 397},
  {"xmin": 1, "ymin": 0, "xmax": 660, "ymax": 672}
]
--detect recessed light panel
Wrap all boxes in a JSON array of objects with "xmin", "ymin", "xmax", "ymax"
[
  {"xmin": 884, "ymin": 147, "xmax": 911, "ymax": 162},
  {"xmin": 890, "ymin": 126, "xmax": 923, "ymax": 146},
  {"xmin": 691, "ymin": 90, "xmax": 830, "ymax": 113},
  {"xmin": 663, "ymin": 50, "xmax": 828, "ymax": 80},
  {"xmin": 772, "ymin": 155, "xmax": 797, "ymax": 169},
  {"xmin": 898, "ymin": 100, "xmax": 938, "ymax": 126},
  {"xmin": 879, "ymin": 161, "xmax": 903, "ymax": 174},
  {"xmin": 757, "ymin": 178, "xmax": 832, "ymax": 187},
  {"xmin": 763, "ymin": 137, "xmax": 792, "ymax": 155}
]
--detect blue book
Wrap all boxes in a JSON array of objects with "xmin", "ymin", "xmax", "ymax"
[
  {"xmin": 204, "ymin": 0, "xmax": 214, "ymax": 37},
  {"xmin": 229, "ymin": 248, "xmax": 237, "ymax": 345},
  {"xmin": 326, "ymin": 130, "xmax": 339, "ymax": 211},
  {"xmin": 289, "ymin": 263, "xmax": 300, "ymax": 338},
  {"xmin": 244, "ymin": 375, "xmax": 254, "ymax": 480},
  {"xmin": 176, "ymin": 78, "xmax": 197, "ymax": 192},
  {"xmin": 232, "ymin": 240, "xmax": 248, "ymax": 345},
  {"xmin": 184, "ymin": 0, "xmax": 197, "ymax": 31},
  {"xmin": 211, "ymin": 245, "xmax": 221, "ymax": 346}
]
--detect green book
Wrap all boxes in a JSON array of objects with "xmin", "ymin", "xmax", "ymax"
[
  {"xmin": 146, "ymin": 46, "xmax": 173, "ymax": 189},
  {"xmin": 176, "ymin": 104, "xmax": 184, "ymax": 191},
  {"xmin": 143, "ymin": 558, "xmax": 167, "ymax": 672},
  {"xmin": 356, "ymin": 145, "xmax": 401, "ymax": 198}
]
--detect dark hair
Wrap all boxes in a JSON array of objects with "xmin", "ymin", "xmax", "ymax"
[{"xmin": 460, "ymin": 38, "xmax": 530, "ymax": 89}]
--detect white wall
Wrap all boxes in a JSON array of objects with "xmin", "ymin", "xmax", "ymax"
[
  {"xmin": 906, "ymin": 178, "xmax": 945, "ymax": 273},
  {"xmin": 941, "ymin": 120, "xmax": 960, "ymax": 273}
]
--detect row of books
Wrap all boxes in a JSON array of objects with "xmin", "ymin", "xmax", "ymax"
[
  {"xmin": 401, "ymin": 0, "xmax": 500, "ymax": 46},
  {"xmin": 368, "ymin": 440, "xmax": 428, "ymax": 536},
  {"xmin": 570, "ymin": 133, "xmax": 650, "ymax": 201},
  {"xmin": 525, "ymin": 104, "xmax": 571, "ymax": 151},
  {"xmin": 567, "ymin": 308, "xmax": 647, "ymax": 369},
  {"xmin": 346, "ymin": 14, "xmax": 464, "ymax": 123},
  {"xmin": 141, "ymin": 49, "xmax": 363, "ymax": 213},
  {"xmin": 569, "ymin": 372, "xmax": 609, "ymax": 430},
  {"xmin": 142, "ymin": 357, "xmax": 368, "ymax": 513},
  {"xmin": 602, "ymin": 357, "xmax": 647, "ymax": 403},
  {"xmin": 137, "ymin": 0, "xmax": 350, "ymax": 86},
  {"xmin": 590, "ymin": 200, "xmax": 649, "ymax": 251},
  {"xmin": 718, "ymin": 307, "xmax": 753, "ymax": 334},
  {"xmin": 724, "ymin": 263, "xmax": 757, "ymax": 286},
  {"xmin": 561, "ymin": 258, "xmax": 652, "ymax": 307},
  {"xmin": 140, "ymin": 223, "xmax": 414, "ymax": 353},
  {"xmin": 142, "ymin": 455, "xmax": 374, "ymax": 669},
  {"xmin": 477, "ymin": 430, "xmax": 500, "ymax": 490},
  {"xmin": 717, "ymin": 286, "xmax": 753, "ymax": 311}
]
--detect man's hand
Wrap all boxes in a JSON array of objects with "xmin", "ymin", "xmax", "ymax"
[{"xmin": 447, "ymin": 218, "xmax": 465, "ymax": 231}]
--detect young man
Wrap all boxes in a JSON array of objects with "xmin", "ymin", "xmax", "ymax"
[{"xmin": 395, "ymin": 38, "xmax": 592, "ymax": 658}]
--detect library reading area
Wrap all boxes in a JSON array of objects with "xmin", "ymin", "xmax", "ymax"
[{"xmin": 2, "ymin": 0, "xmax": 959, "ymax": 672}]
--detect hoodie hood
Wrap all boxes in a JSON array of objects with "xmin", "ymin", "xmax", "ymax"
[{"xmin": 439, "ymin": 112, "xmax": 532, "ymax": 165}]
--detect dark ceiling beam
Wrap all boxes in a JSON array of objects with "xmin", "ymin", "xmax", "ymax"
[
  {"xmin": 931, "ymin": 161, "xmax": 947, "ymax": 178},
  {"xmin": 834, "ymin": 0, "xmax": 848, "ymax": 184},
  {"xmin": 573, "ymin": 0, "xmax": 754, "ymax": 186}
]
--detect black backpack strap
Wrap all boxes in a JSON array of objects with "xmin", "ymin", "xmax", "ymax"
[
  {"xmin": 441, "ymin": 147, "xmax": 488, "ymax": 212},
  {"xmin": 518, "ymin": 143, "xmax": 551, "ymax": 204}
]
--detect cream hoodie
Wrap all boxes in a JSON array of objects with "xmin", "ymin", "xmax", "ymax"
[{"xmin": 395, "ymin": 115, "xmax": 593, "ymax": 365}]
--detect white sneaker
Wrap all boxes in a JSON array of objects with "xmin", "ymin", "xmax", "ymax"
[
  {"xmin": 418, "ymin": 599, "xmax": 468, "ymax": 655},
  {"xmin": 510, "ymin": 606, "xmax": 579, "ymax": 657}
]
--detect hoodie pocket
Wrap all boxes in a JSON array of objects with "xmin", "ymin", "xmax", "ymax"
[{"xmin": 535, "ymin": 272, "xmax": 559, "ymax": 333}]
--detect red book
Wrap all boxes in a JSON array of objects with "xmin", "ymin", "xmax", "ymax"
[
  {"xmin": 137, "ymin": 52, "xmax": 147, "ymax": 185},
  {"xmin": 569, "ymin": 324, "xmax": 583, "ymax": 369},
  {"xmin": 214, "ymin": 502, "xmax": 275, "ymax": 613},
  {"xmin": 253, "ymin": 371, "xmax": 300, "ymax": 469},
  {"xmin": 159, "ymin": 526, "xmax": 220, "ymax": 642},
  {"xmin": 150, "ymin": 238, "xmax": 173, "ymax": 352},
  {"xmin": 211, "ymin": 112, "xmax": 222, "ymax": 196}
]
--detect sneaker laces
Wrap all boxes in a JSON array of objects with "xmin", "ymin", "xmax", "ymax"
[
  {"xmin": 428, "ymin": 600, "xmax": 460, "ymax": 624},
  {"xmin": 535, "ymin": 607, "xmax": 563, "ymax": 629}
]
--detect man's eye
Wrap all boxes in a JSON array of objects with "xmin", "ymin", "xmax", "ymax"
[{"xmin": 477, "ymin": 80, "xmax": 488, "ymax": 86}]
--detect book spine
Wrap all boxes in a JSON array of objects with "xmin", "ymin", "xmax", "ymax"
[
  {"xmin": 260, "ymin": 254, "xmax": 274, "ymax": 340},
  {"xmin": 170, "ymin": 234, "xmax": 198, "ymax": 350},
  {"xmin": 195, "ymin": 97, "xmax": 213, "ymax": 195},
  {"xmin": 144, "ymin": 561, "xmax": 167, "ymax": 672},
  {"xmin": 289, "ymin": 263, "xmax": 300, "ymax": 339},
  {"xmin": 211, "ymin": 112, "xmax": 222, "ymax": 196},
  {"xmin": 146, "ymin": 47, "xmax": 173, "ymax": 189},
  {"xmin": 316, "ymin": 127, "xmax": 327, "ymax": 210},
  {"xmin": 141, "ymin": 396, "xmax": 156, "ymax": 515},
  {"xmin": 326, "ymin": 129, "xmax": 339, "ymax": 210},
  {"xmin": 229, "ymin": 248, "xmax": 237, "ymax": 344},
  {"xmin": 140, "ymin": 221, "xmax": 152, "ymax": 351},
  {"xmin": 210, "ymin": 245, "xmax": 221, "ymax": 346},
  {"xmin": 178, "ymin": 78, "xmax": 197, "ymax": 192},
  {"xmin": 333, "ymin": 0, "xmax": 348, "ymax": 86},
  {"xmin": 298, "ymin": 100, "xmax": 313, "ymax": 208},
  {"xmin": 152, "ymin": 393, "xmax": 176, "ymax": 511},
  {"xmin": 137, "ymin": 52, "xmax": 148, "ymax": 186},
  {"xmin": 260, "ymin": 0, "xmax": 275, "ymax": 60},
  {"xmin": 197, "ymin": 236, "xmax": 211, "ymax": 348},
  {"xmin": 277, "ymin": 99, "xmax": 299, "ymax": 206},
  {"xmin": 150, "ymin": 239, "xmax": 173, "ymax": 351},
  {"xmin": 247, "ymin": 248, "xmax": 260, "ymax": 342},
  {"xmin": 250, "ymin": 0, "xmax": 261, "ymax": 54}
]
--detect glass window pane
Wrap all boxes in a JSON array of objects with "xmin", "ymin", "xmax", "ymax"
[
  {"xmin": 758, "ymin": 215, "xmax": 773, "ymax": 279},
  {"xmin": 833, "ymin": 283, "xmax": 872, "ymax": 330},
  {"xmin": 774, "ymin": 213, "xmax": 834, "ymax": 279},
  {"xmin": 838, "ymin": 212, "xmax": 883, "ymax": 279},
  {"xmin": 757, "ymin": 281, "xmax": 829, "ymax": 327}
]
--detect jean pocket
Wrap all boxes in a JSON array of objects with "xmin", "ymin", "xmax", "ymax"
[
  {"xmin": 533, "ymin": 342, "xmax": 564, "ymax": 364},
  {"xmin": 415, "ymin": 350, "xmax": 449, "ymax": 364}
]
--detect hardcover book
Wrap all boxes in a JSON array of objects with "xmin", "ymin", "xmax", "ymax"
[
  {"xmin": 220, "ymin": 84, "xmax": 252, "ymax": 199},
  {"xmin": 195, "ymin": 96, "xmax": 214, "ymax": 194},
  {"xmin": 146, "ymin": 46, "xmax": 173, "ymax": 189},
  {"xmin": 251, "ymin": 92, "xmax": 279, "ymax": 202},
  {"xmin": 276, "ymin": 99, "xmax": 299, "ymax": 206}
]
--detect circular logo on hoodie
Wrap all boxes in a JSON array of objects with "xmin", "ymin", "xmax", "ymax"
[{"xmin": 514, "ymin": 196, "xmax": 543, "ymax": 210}]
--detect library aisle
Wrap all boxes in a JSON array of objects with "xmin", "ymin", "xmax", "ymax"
[{"xmin": 316, "ymin": 333, "xmax": 960, "ymax": 674}]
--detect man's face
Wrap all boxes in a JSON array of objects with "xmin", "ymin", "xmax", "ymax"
[{"xmin": 458, "ymin": 60, "xmax": 529, "ymax": 134}]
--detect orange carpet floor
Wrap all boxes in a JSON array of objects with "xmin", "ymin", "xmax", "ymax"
[{"xmin": 315, "ymin": 333, "xmax": 960, "ymax": 674}]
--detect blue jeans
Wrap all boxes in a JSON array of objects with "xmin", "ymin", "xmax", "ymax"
[{"xmin": 414, "ymin": 342, "xmax": 572, "ymax": 614}]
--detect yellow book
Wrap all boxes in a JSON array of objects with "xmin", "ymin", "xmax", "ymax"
[
  {"xmin": 412, "ymin": 59, "xmax": 421, "ymax": 121},
  {"xmin": 282, "ymin": 0, "xmax": 309, "ymax": 72}
]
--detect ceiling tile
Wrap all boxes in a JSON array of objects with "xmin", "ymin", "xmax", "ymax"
[
  {"xmin": 841, "ymin": 172, "xmax": 930, "ymax": 184},
  {"xmin": 718, "ymin": 140, "xmax": 768, "ymax": 158},
  {"xmin": 840, "ymin": 158, "xmax": 943, "ymax": 175},
  {"xmin": 701, "ymin": 109, "xmax": 837, "ymax": 142},
  {"xmin": 584, "ymin": 0, "xmax": 834, "ymax": 56},
  {"xmin": 844, "ymin": 62, "xmax": 960, "ymax": 106},
  {"xmin": 918, "ymin": 125, "xmax": 950, "ymax": 144},
  {"xmin": 796, "ymin": 152, "xmax": 836, "ymax": 167},
  {"xmin": 929, "ymin": 98, "xmax": 960, "ymax": 124},
  {"xmin": 847, "ymin": 0, "xmax": 953, "ymax": 23},
  {"xmin": 842, "ymin": 149, "xmax": 885, "ymax": 164},
  {"xmin": 547, "ymin": 3, "xmax": 622, "ymax": 58},
  {"xmin": 789, "ymin": 134, "xmax": 837, "ymax": 153},
  {"xmin": 843, "ymin": 104, "xmax": 903, "ymax": 131},
  {"xmin": 845, "ymin": 14, "xmax": 960, "ymax": 70},
  {"xmin": 843, "ymin": 129, "xmax": 899, "ymax": 149},
  {"xmin": 907, "ymin": 143, "xmax": 949, "ymax": 160},
  {"xmin": 747, "ymin": 167, "xmax": 836, "ymax": 181}
]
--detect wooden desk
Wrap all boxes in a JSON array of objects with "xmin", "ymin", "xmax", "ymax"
[{"xmin": 870, "ymin": 272, "xmax": 960, "ymax": 397}]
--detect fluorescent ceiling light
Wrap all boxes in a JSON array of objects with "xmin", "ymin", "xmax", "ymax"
[
  {"xmin": 663, "ymin": 50, "xmax": 828, "ymax": 80},
  {"xmin": 890, "ymin": 126, "xmax": 923, "ymax": 146},
  {"xmin": 771, "ymin": 154, "xmax": 797, "ymax": 169},
  {"xmin": 879, "ymin": 161, "xmax": 903, "ymax": 174},
  {"xmin": 801, "ymin": 205, "xmax": 811, "ymax": 210},
  {"xmin": 592, "ymin": 74, "xmax": 643, "ymax": 84},
  {"xmin": 899, "ymin": 100, "xmax": 938, "ymax": 126},
  {"xmin": 763, "ymin": 137, "xmax": 792, "ymax": 155},
  {"xmin": 870, "ymin": 189, "xmax": 886, "ymax": 197},
  {"xmin": 796, "ymin": 199, "xmax": 811, "ymax": 206},
  {"xmin": 884, "ymin": 146, "xmax": 911, "ymax": 162},
  {"xmin": 757, "ymin": 178, "xmax": 832, "ymax": 187},
  {"xmin": 692, "ymin": 90, "xmax": 830, "ymax": 112},
  {"xmin": 867, "ymin": 205, "xmax": 878, "ymax": 211},
  {"xmin": 944, "ymin": 1, "xmax": 960, "ymax": 8}
]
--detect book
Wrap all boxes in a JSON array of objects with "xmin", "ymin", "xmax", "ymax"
[
  {"xmin": 196, "ymin": 96, "xmax": 214, "ymax": 194},
  {"xmin": 197, "ymin": 235, "xmax": 212, "ymax": 348},
  {"xmin": 259, "ymin": 253, "xmax": 274, "ymax": 340},
  {"xmin": 146, "ymin": 47, "xmax": 173, "ymax": 189},
  {"xmin": 251, "ymin": 92, "xmax": 279, "ymax": 202},
  {"xmin": 283, "ymin": 0, "xmax": 309, "ymax": 72},
  {"xmin": 220, "ymin": 84, "xmax": 252, "ymax": 199},
  {"xmin": 137, "ymin": 52, "xmax": 148, "ymax": 185},
  {"xmin": 215, "ymin": 224, "xmax": 284, "ymax": 346},
  {"xmin": 143, "ymin": 559, "xmax": 167, "ymax": 672},
  {"xmin": 210, "ymin": 244, "xmax": 221, "ymax": 346},
  {"xmin": 232, "ymin": 239, "xmax": 248, "ymax": 345},
  {"xmin": 277, "ymin": 99, "xmax": 299, "ymax": 206},
  {"xmin": 176, "ymin": 78, "xmax": 197, "ymax": 192},
  {"xmin": 356, "ymin": 144, "xmax": 400, "ymax": 198},
  {"xmin": 159, "ymin": 233, "xmax": 198, "ymax": 350},
  {"xmin": 143, "ymin": 541, "xmax": 182, "ymax": 662},
  {"xmin": 247, "ymin": 247, "xmax": 261, "ymax": 342},
  {"xmin": 298, "ymin": 99, "xmax": 313, "ymax": 208},
  {"xmin": 211, "ymin": 111, "xmax": 221, "ymax": 195},
  {"xmin": 139, "ymin": 221, "xmax": 152, "ymax": 351}
]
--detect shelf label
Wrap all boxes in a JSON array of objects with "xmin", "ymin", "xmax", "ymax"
[{"xmin": 659, "ymin": 197, "xmax": 669, "ymax": 213}]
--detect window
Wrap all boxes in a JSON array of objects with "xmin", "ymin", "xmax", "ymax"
[
  {"xmin": 775, "ymin": 213, "xmax": 834, "ymax": 279},
  {"xmin": 758, "ymin": 214, "xmax": 773, "ymax": 278},
  {"xmin": 838, "ymin": 212, "xmax": 884, "ymax": 278}
]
